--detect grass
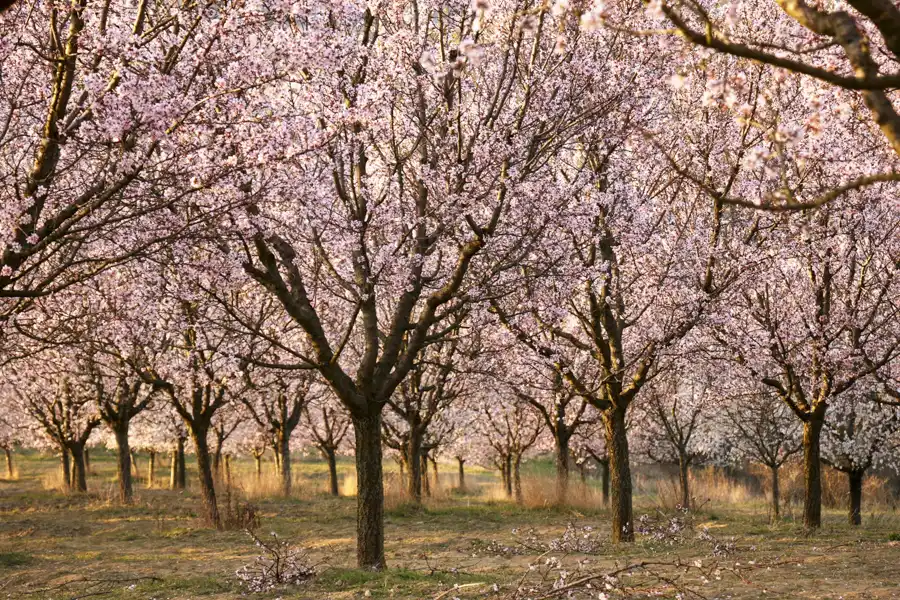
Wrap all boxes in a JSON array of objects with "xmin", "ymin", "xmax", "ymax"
[{"xmin": 0, "ymin": 449, "xmax": 899, "ymax": 599}]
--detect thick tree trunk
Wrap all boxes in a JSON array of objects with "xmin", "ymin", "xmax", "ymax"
[
  {"xmin": 191, "ymin": 429, "xmax": 220, "ymax": 528},
  {"xmin": 555, "ymin": 433, "xmax": 570, "ymax": 504},
  {"xmin": 406, "ymin": 432, "xmax": 423, "ymax": 502},
  {"xmin": 148, "ymin": 451, "xmax": 156, "ymax": 488},
  {"xmin": 457, "ymin": 457, "xmax": 465, "ymax": 491},
  {"xmin": 280, "ymin": 433, "xmax": 292, "ymax": 496},
  {"xmin": 513, "ymin": 454, "xmax": 523, "ymax": 504},
  {"xmin": 605, "ymin": 406, "xmax": 634, "ymax": 542},
  {"xmin": 60, "ymin": 448, "xmax": 71, "ymax": 491},
  {"xmin": 678, "ymin": 454, "xmax": 691, "ymax": 510},
  {"xmin": 70, "ymin": 445, "xmax": 88, "ymax": 493},
  {"xmin": 802, "ymin": 418, "xmax": 823, "ymax": 529},
  {"xmin": 4, "ymin": 447, "xmax": 13, "ymax": 478},
  {"xmin": 848, "ymin": 470, "xmax": 864, "ymax": 526},
  {"xmin": 352, "ymin": 413, "xmax": 386, "ymax": 570},
  {"xmin": 326, "ymin": 447, "xmax": 339, "ymax": 496},
  {"xmin": 114, "ymin": 427, "xmax": 133, "ymax": 504}
]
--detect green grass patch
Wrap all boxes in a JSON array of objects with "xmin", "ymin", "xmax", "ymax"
[{"xmin": 0, "ymin": 551, "xmax": 33, "ymax": 567}]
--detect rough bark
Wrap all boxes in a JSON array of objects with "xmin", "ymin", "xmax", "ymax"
[
  {"xmin": 114, "ymin": 427, "xmax": 133, "ymax": 503},
  {"xmin": 802, "ymin": 418, "xmax": 824, "ymax": 529},
  {"xmin": 325, "ymin": 447, "xmax": 339, "ymax": 496},
  {"xmin": 60, "ymin": 448, "xmax": 71, "ymax": 491},
  {"xmin": 406, "ymin": 431, "xmax": 423, "ymax": 502},
  {"xmin": 280, "ymin": 434, "xmax": 292, "ymax": 496},
  {"xmin": 70, "ymin": 444, "xmax": 88, "ymax": 493},
  {"xmin": 191, "ymin": 429, "xmax": 220, "ymax": 528},
  {"xmin": 678, "ymin": 454, "xmax": 691, "ymax": 510},
  {"xmin": 600, "ymin": 457, "xmax": 610, "ymax": 505},
  {"xmin": 352, "ymin": 413, "xmax": 386, "ymax": 570},
  {"xmin": 770, "ymin": 465, "xmax": 781, "ymax": 521},
  {"xmin": 848, "ymin": 470, "xmax": 864, "ymax": 526},
  {"xmin": 605, "ymin": 406, "xmax": 634, "ymax": 542},
  {"xmin": 555, "ymin": 433, "xmax": 570, "ymax": 504}
]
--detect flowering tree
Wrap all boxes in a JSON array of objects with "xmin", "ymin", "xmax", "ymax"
[
  {"xmin": 719, "ymin": 385, "xmax": 802, "ymax": 521},
  {"xmin": 632, "ymin": 368, "xmax": 720, "ymax": 510},
  {"xmin": 304, "ymin": 394, "xmax": 351, "ymax": 497},
  {"xmin": 711, "ymin": 199, "xmax": 900, "ymax": 528},
  {"xmin": 821, "ymin": 386, "xmax": 900, "ymax": 525}
]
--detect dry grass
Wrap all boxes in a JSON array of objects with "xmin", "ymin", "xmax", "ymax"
[{"xmin": 1, "ymin": 450, "xmax": 899, "ymax": 600}]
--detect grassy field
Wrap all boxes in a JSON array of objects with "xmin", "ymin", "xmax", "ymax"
[{"xmin": 1, "ymin": 450, "xmax": 899, "ymax": 599}]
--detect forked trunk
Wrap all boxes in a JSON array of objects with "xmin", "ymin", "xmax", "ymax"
[
  {"xmin": 848, "ymin": 470, "xmax": 864, "ymax": 526},
  {"xmin": 802, "ymin": 418, "xmax": 823, "ymax": 529},
  {"xmin": 604, "ymin": 406, "xmax": 634, "ymax": 542},
  {"xmin": 326, "ymin": 447, "xmax": 339, "ymax": 496},
  {"xmin": 191, "ymin": 429, "xmax": 220, "ymax": 528},
  {"xmin": 352, "ymin": 412, "xmax": 386, "ymax": 570},
  {"xmin": 70, "ymin": 444, "xmax": 88, "ymax": 493},
  {"xmin": 114, "ymin": 427, "xmax": 133, "ymax": 504}
]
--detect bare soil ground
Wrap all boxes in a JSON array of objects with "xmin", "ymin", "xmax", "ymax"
[{"xmin": 1, "ymin": 451, "xmax": 899, "ymax": 599}]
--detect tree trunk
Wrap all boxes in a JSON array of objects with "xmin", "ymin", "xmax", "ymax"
[
  {"xmin": 175, "ymin": 437, "xmax": 186, "ymax": 489},
  {"xmin": 212, "ymin": 443, "xmax": 222, "ymax": 477},
  {"xmin": 457, "ymin": 457, "xmax": 465, "ymax": 492},
  {"xmin": 114, "ymin": 427, "xmax": 133, "ymax": 504},
  {"xmin": 504, "ymin": 454, "xmax": 513, "ymax": 498},
  {"xmin": 273, "ymin": 443, "xmax": 281, "ymax": 475},
  {"xmin": 60, "ymin": 448, "xmax": 71, "ymax": 491},
  {"xmin": 604, "ymin": 406, "xmax": 634, "ymax": 542},
  {"xmin": 802, "ymin": 418, "xmax": 823, "ymax": 529},
  {"xmin": 280, "ymin": 433, "xmax": 292, "ymax": 496},
  {"xmin": 4, "ymin": 447, "xmax": 13, "ymax": 478},
  {"xmin": 225, "ymin": 454, "xmax": 233, "ymax": 487},
  {"xmin": 84, "ymin": 448, "xmax": 91, "ymax": 474},
  {"xmin": 422, "ymin": 454, "xmax": 431, "ymax": 497},
  {"xmin": 513, "ymin": 454, "xmax": 523, "ymax": 504},
  {"xmin": 555, "ymin": 433, "xmax": 570, "ymax": 504},
  {"xmin": 326, "ymin": 447, "xmax": 339, "ymax": 496},
  {"xmin": 129, "ymin": 450, "xmax": 138, "ymax": 477},
  {"xmin": 600, "ymin": 457, "xmax": 610, "ymax": 505},
  {"xmin": 352, "ymin": 413, "xmax": 386, "ymax": 570},
  {"xmin": 678, "ymin": 453, "xmax": 690, "ymax": 510},
  {"xmin": 70, "ymin": 445, "xmax": 88, "ymax": 493},
  {"xmin": 170, "ymin": 449, "xmax": 178, "ymax": 490},
  {"xmin": 148, "ymin": 451, "xmax": 156, "ymax": 488},
  {"xmin": 770, "ymin": 465, "xmax": 780, "ymax": 521},
  {"xmin": 848, "ymin": 470, "xmax": 864, "ymax": 526},
  {"xmin": 254, "ymin": 454, "xmax": 262, "ymax": 480},
  {"xmin": 190, "ymin": 429, "xmax": 220, "ymax": 528},
  {"xmin": 406, "ymin": 432, "xmax": 423, "ymax": 502},
  {"xmin": 431, "ymin": 457, "xmax": 439, "ymax": 490}
]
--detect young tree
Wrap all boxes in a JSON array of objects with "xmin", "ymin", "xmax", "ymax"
[
  {"xmin": 821, "ymin": 387, "xmax": 900, "ymax": 525},
  {"xmin": 719, "ymin": 386, "xmax": 802, "ymax": 521},
  {"xmin": 304, "ymin": 395, "xmax": 352, "ymax": 497}
]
